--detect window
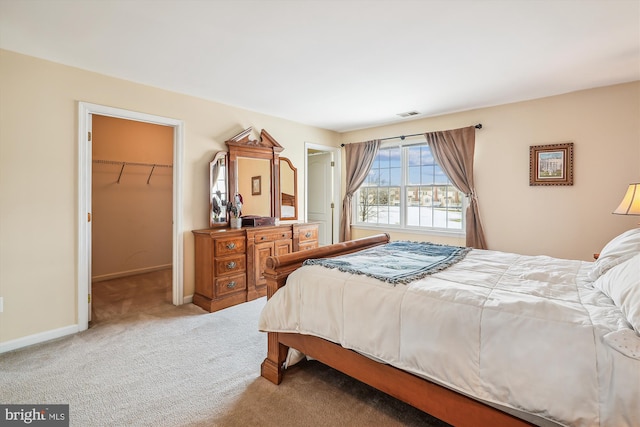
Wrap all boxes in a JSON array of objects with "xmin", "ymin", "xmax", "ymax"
[{"xmin": 355, "ymin": 140, "xmax": 465, "ymax": 233}]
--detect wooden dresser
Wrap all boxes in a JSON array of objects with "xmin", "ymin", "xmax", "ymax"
[{"xmin": 192, "ymin": 223, "xmax": 319, "ymax": 312}]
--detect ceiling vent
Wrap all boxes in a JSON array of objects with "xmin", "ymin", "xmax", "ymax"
[{"xmin": 397, "ymin": 111, "xmax": 420, "ymax": 118}]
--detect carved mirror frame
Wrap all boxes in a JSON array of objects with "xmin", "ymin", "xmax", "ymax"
[{"xmin": 226, "ymin": 128, "xmax": 283, "ymax": 219}]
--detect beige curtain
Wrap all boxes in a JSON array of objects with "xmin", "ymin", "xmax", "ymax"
[
  {"xmin": 425, "ymin": 126, "xmax": 487, "ymax": 249},
  {"xmin": 340, "ymin": 139, "xmax": 381, "ymax": 241}
]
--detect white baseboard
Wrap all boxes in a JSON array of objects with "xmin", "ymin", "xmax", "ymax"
[
  {"xmin": 0, "ymin": 324, "xmax": 78, "ymax": 354},
  {"xmin": 92, "ymin": 264, "xmax": 172, "ymax": 282},
  {"xmin": 183, "ymin": 294, "xmax": 193, "ymax": 304}
]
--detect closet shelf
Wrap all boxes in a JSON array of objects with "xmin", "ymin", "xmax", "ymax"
[{"xmin": 93, "ymin": 159, "xmax": 173, "ymax": 184}]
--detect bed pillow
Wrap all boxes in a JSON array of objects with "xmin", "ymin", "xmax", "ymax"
[
  {"xmin": 589, "ymin": 228, "xmax": 640, "ymax": 281},
  {"xmin": 593, "ymin": 253, "xmax": 640, "ymax": 333}
]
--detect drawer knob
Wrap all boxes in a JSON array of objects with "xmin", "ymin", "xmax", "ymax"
[
  {"xmin": 226, "ymin": 261, "xmax": 236, "ymax": 269},
  {"xmin": 305, "ymin": 232, "xmax": 312, "ymax": 238},
  {"xmin": 261, "ymin": 236, "xmax": 265, "ymax": 240},
  {"xmin": 227, "ymin": 281, "xmax": 236, "ymax": 289},
  {"xmin": 226, "ymin": 242, "xmax": 236, "ymax": 250}
]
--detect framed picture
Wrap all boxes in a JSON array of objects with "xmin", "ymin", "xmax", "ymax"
[
  {"xmin": 251, "ymin": 175, "xmax": 261, "ymax": 195},
  {"xmin": 529, "ymin": 142, "xmax": 574, "ymax": 186}
]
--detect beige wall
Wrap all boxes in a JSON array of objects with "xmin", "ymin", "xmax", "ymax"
[
  {"xmin": 92, "ymin": 115, "xmax": 173, "ymax": 280},
  {"xmin": 344, "ymin": 82, "xmax": 640, "ymax": 259},
  {"xmin": 0, "ymin": 49, "xmax": 339, "ymax": 345}
]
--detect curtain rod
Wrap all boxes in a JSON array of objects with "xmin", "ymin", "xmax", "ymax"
[{"xmin": 340, "ymin": 123, "xmax": 482, "ymax": 147}]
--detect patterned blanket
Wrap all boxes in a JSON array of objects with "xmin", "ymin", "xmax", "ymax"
[{"xmin": 303, "ymin": 241, "xmax": 471, "ymax": 285}]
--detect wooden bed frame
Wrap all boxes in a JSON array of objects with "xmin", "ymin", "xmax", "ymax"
[
  {"xmin": 281, "ymin": 192, "xmax": 295, "ymax": 207},
  {"xmin": 260, "ymin": 234, "xmax": 534, "ymax": 427}
]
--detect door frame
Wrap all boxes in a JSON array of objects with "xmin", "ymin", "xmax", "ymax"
[
  {"xmin": 304, "ymin": 142, "xmax": 341, "ymax": 245},
  {"xmin": 77, "ymin": 102, "xmax": 184, "ymax": 331}
]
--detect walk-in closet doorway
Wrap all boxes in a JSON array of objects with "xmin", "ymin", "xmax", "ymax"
[
  {"xmin": 91, "ymin": 115, "xmax": 173, "ymax": 323},
  {"xmin": 77, "ymin": 102, "xmax": 184, "ymax": 330}
]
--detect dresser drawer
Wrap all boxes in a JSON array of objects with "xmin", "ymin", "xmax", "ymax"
[
  {"xmin": 254, "ymin": 229, "xmax": 292, "ymax": 243},
  {"xmin": 298, "ymin": 241, "xmax": 318, "ymax": 252},
  {"xmin": 214, "ymin": 237, "xmax": 246, "ymax": 257},
  {"xmin": 215, "ymin": 274, "xmax": 246, "ymax": 297},
  {"xmin": 214, "ymin": 254, "xmax": 246, "ymax": 276},
  {"xmin": 298, "ymin": 226, "xmax": 318, "ymax": 243}
]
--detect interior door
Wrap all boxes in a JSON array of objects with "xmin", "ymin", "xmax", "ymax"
[
  {"xmin": 307, "ymin": 152, "xmax": 333, "ymax": 246},
  {"xmin": 87, "ymin": 114, "xmax": 93, "ymax": 321}
]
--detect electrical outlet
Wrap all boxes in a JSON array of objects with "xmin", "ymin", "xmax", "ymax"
[{"xmin": 0, "ymin": 297, "xmax": 3, "ymax": 313}]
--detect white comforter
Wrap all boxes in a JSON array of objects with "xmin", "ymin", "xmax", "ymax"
[{"xmin": 259, "ymin": 249, "xmax": 640, "ymax": 427}]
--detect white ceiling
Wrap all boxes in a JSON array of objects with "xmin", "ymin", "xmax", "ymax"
[{"xmin": 1, "ymin": 0, "xmax": 639, "ymax": 132}]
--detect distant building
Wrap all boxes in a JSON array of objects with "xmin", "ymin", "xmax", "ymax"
[{"xmin": 539, "ymin": 157, "xmax": 563, "ymax": 176}]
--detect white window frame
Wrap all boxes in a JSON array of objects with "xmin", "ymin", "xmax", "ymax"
[{"xmin": 353, "ymin": 138, "xmax": 466, "ymax": 237}]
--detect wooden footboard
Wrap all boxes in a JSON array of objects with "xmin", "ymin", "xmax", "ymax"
[
  {"xmin": 260, "ymin": 233, "xmax": 390, "ymax": 384},
  {"xmin": 260, "ymin": 233, "xmax": 533, "ymax": 427}
]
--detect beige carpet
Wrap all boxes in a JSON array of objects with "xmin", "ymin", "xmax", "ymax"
[{"xmin": 0, "ymin": 271, "xmax": 449, "ymax": 426}]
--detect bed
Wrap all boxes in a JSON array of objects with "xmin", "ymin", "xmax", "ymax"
[{"xmin": 259, "ymin": 231, "xmax": 640, "ymax": 427}]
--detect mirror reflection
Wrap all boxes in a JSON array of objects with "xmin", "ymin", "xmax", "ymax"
[
  {"xmin": 280, "ymin": 157, "xmax": 297, "ymax": 220},
  {"xmin": 209, "ymin": 152, "xmax": 228, "ymax": 227},
  {"xmin": 237, "ymin": 157, "xmax": 271, "ymax": 217}
]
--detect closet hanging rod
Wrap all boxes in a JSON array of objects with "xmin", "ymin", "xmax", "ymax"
[
  {"xmin": 93, "ymin": 159, "xmax": 172, "ymax": 184},
  {"xmin": 92, "ymin": 159, "xmax": 173, "ymax": 168}
]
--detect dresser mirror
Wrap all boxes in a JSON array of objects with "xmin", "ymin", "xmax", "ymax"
[
  {"xmin": 209, "ymin": 128, "xmax": 297, "ymax": 226},
  {"xmin": 209, "ymin": 151, "xmax": 229, "ymax": 227},
  {"xmin": 237, "ymin": 156, "xmax": 272, "ymax": 217},
  {"xmin": 280, "ymin": 157, "xmax": 297, "ymax": 220}
]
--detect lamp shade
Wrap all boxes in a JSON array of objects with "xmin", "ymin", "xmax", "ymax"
[{"xmin": 613, "ymin": 183, "xmax": 640, "ymax": 215}]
